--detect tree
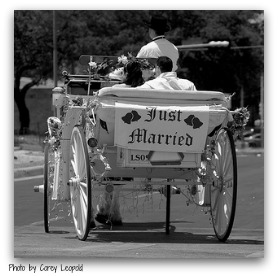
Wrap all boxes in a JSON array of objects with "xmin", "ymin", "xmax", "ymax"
[
  {"xmin": 172, "ymin": 10, "xmax": 264, "ymax": 118},
  {"xmin": 14, "ymin": 10, "xmax": 263, "ymax": 132},
  {"xmin": 14, "ymin": 10, "xmax": 53, "ymax": 134}
]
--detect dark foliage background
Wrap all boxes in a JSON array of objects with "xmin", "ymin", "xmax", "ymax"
[{"xmin": 14, "ymin": 10, "xmax": 263, "ymax": 133}]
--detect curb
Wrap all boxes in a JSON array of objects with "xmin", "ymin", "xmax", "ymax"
[
  {"xmin": 14, "ymin": 166, "xmax": 44, "ymax": 179},
  {"xmin": 236, "ymin": 148, "xmax": 264, "ymax": 155}
]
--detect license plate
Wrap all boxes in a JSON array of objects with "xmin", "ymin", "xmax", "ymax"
[
  {"xmin": 117, "ymin": 148, "xmax": 201, "ymax": 168},
  {"xmin": 128, "ymin": 150, "xmax": 150, "ymax": 164}
]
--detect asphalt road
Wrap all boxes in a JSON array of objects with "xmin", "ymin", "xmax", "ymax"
[{"xmin": 14, "ymin": 153, "xmax": 264, "ymax": 259}]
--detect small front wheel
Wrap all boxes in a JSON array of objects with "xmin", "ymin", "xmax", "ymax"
[{"xmin": 210, "ymin": 128, "xmax": 237, "ymax": 242}]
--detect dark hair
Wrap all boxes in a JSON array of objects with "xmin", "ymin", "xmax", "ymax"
[
  {"xmin": 153, "ymin": 28, "xmax": 166, "ymax": 36},
  {"xmin": 146, "ymin": 15, "xmax": 171, "ymax": 35},
  {"xmin": 156, "ymin": 56, "xmax": 173, "ymax": 73},
  {"xmin": 124, "ymin": 61, "xmax": 145, "ymax": 87}
]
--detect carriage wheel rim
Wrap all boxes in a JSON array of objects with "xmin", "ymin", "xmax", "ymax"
[
  {"xmin": 210, "ymin": 129, "xmax": 237, "ymax": 241},
  {"xmin": 69, "ymin": 127, "xmax": 91, "ymax": 240}
]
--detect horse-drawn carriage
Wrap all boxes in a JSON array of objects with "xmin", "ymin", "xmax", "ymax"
[{"xmin": 34, "ymin": 55, "xmax": 248, "ymax": 242}]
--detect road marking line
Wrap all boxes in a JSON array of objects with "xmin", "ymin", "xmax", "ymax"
[
  {"xmin": 31, "ymin": 216, "xmax": 67, "ymax": 226},
  {"xmin": 246, "ymin": 251, "xmax": 264, "ymax": 258},
  {"xmin": 14, "ymin": 175, "xmax": 43, "ymax": 182}
]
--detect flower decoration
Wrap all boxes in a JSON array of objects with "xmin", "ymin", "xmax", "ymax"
[
  {"xmin": 232, "ymin": 107, "xmax": 250, "ymax": 129},
  {"xmin": 228, "ymin": 107, "xmax": 250, "ymax": 135},
  {"xmin": 47, "ymin": 117, "xmax": 62, "ymax": 137},
  {"xmin": 88, "ymin": 57, "xmax": 116, "ymax": 77},
  {"xmin": 118, "ymin": 55, "xmax": 128, "ymax": 65},
  {"xmin": 117, "ymin": 53, "xmax": 154, "ymax": 70},
  {"xmin": 71, "ymin": 97, "xmax": 84, "ymax": 106},
  {"xmin": 97, "ymin": 58, "xmax": 116, "ymax": 75},
  {"xmin": 47, "ymin": 116, "xmax": 62, "ymax": 150},
  {"xmin": 88, "ymin": 61, "xmax": 98, "ymax": 69},
  {"xmin": 86, "ymin": 53, "xmax": 154, "ymax": 80}
]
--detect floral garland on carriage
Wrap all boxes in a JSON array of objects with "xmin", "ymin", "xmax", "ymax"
[{"xmin": 87, "ymin": 53, "xmax": 155, "ymax": 81}]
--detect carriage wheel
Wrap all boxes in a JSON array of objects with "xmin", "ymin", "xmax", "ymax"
[
  {"xmin": 43, "ymin": 141, "xmax": 55, "ymax": 233},
  {"xmin": 69, "ymin": 126, "xmax": 91, "ymax": 241},
  {"xmin": 210, "ymin": 128, "xmax": 237, "ymax": 242}
]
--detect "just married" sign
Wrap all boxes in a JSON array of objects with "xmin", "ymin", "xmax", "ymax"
[{"xmin": 114, "ymin": 102, "xmax": 209, "ymax": 153}]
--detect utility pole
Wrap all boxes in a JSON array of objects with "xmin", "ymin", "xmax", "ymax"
[
  {"xmin": 260, "ymin": 75, "xmax": 264, "ymax": 148},
  {"xmin": 53, "ymin": 10, "xmax": 57, "ymax": 87},
  {"xmin": 240, "ymin": 86, "xmax": 244, "ymax": 107}
]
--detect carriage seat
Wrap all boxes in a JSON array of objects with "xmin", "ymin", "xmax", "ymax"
[{"xmin": 97, "ymin": 87, "xmax": 227, "ymax": 106}]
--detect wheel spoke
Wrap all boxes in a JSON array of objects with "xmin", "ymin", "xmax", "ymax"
[
  {"xmin": 219, "ymin": 134, "xmax": 230, "ymax": 175},
  {"xmin": 74, "ymin": 135, "xmax": 86, "ymax": 180},
  {"xmin": 75, "ymin": 138, "xmax": 82, "ymax": 170},
  {"xmin": 71, "ymin": 194, "xmax": 77, "ymax": 220},
  {"xmin": 79, "ymin": 182, "xmax": 88, "ymax": 206},
  {"xmin": 211, "ymin": 187, "xmax": 220, "ymax": 212},
  {"xmin": 76, "ymin": 186, "xmax": 83, "ymax": 229},
  {"xmin": 75, "ymin": 183, "xmax": 86, "ymax": 233},
  {"xmin": 222, "ymin": 190, "xmax": 233, "ymax": 215},
  {"xmin": 77, "ymin": 155, "xmax": 86, "ymax": 181},
  {"xmin": 71, "ymin": 134, "xmax": 85, "ymax": 177},
  {"xmin": 223, "ymin": 159, "xmax": 232, "ymax": 179},
  {"xmin": 76, "ymin": 138, "xmax": 83, "ymax": 172},
  {"xmin": 71, "ymin": 187, "xmax": 78, "ymax": 217},
  {"xmin": 223, "ymin": 176, "xmax": 233, "ymax": 187},
  {"xmin": 212, "ymin": 188, "xmax": 230, "ymax": 235},
  {"xmin": 72, "ymin": 136, "xmax": 77, "ymax": 157},
  {"xmin": 213, "ymin": 152, "xmax": 221, "ymax": 175},
  {"xmin": 79, "ymin": 188, "xmax": 87, "ymax": 231},
  {"xmin": 216, "ymin": 194, "xmax": 229, "ymax": 236},
  {"xmin": 71, "ymin": 136, "xmax": 79, "ymax": 173},
  {"xmin": 224, "ymin": 183, "xmax": 234, "ymax": 198},
  {"xmin": 223, "ymin": 141, "xmax": 232, "ymax": 174},
  {"xmin": 71, "ymin": 158, "xmax": 78, "ymax": 176},
  {"xmin": 214, "ymin": 195, "xmax": 222, "ymax": 233}
]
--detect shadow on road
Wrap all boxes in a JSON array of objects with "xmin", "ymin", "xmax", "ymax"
[
  {"xmin": 62, "ymin": 221, "xmax": 263, "ymax": 245},
  {"xmin": 47, "ymin": 230, "xmax": 70, "ymax": 234}
]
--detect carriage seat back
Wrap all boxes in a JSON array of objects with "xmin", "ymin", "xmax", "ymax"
[{"xmin": 97, "ymin": 87, "xmax": 227, "ymax": 106}]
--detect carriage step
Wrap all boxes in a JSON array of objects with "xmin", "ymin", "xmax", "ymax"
[{"xmin": 34, "ymin": 185, "xmax": 44, "ymax": 193}]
